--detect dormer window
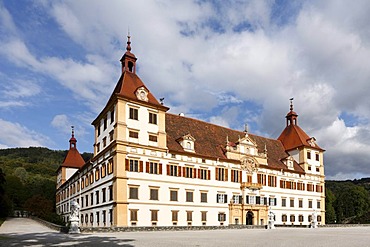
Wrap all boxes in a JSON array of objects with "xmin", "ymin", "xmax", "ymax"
[
  {"xmin": 177, "ymin": 134, "xmax": 196, "ymax": 152},
  {"xmin": 285, "ymin": 156, "xmax": 294, "ymax": 170}
]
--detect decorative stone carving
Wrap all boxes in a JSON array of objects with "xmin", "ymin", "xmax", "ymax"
[
  {"xmin": 241, "ymin": 156, "xmax": 258, "ymax": 173},
  {"xmin": 136, "ymin": 87, "xmax": 148, "ymax": 102},
  {"xmin": 69, "ymin": 200, "xmax": 80, "ymax": 234}
]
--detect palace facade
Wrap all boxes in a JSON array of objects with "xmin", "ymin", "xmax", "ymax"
[{"xmin": 56, "ymin": 37, "xmax": 325, "ymax": 228}]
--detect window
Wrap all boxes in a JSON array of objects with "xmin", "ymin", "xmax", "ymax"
[
  {"xmin": 95, "ymin": 169, "xmax": 100, "ymax": 181},
  {"xmin": 148, "ymin": 162, "xmax": 159, "ymax": 174},
  {"xmin": 246, "ymin": 195, "xmax": 256, "ymax": 205},
  {"xmin": 308, "ymin": 200, "xmax": 313, "ymax": 208},
  {"xmin": 268, "ymin": 175, "xmax": 277, "ymax": 187},
  {"xmin": 200, "ymin": 192, "xmax": 207, "ymax": 203},
  {"xmin": 290, "ymin": 214, "xmax": 295, "ymax": 223},
  {"xmin": 151, "ymin": 210, "xmax": 158, "ymax": 222},
  {"xmin": 317, "ymin": 215, "xmax": 322, "ymax": 222},
  {"xmin": 96, "ymin": 191, "xmax": 99, "ymax": 204},
  {"xmin": 109, "ymin": 209, "xmax": 113, "ymax": 224},
  {"xmin": 149, "ymin": 112, "xmax": 157, "ymax": 124},
  {"xmin": 216, "ymin": 167, "xmax": 228, "ymax": 181},
  {"xmin": 282, "ymin": 214, "xmax": 287, "ymax": 222},
  {"xmin": 282, "ymin": 198, "xmax": 286, "ymax": 207},
  {"xmin": 257, "ymin": 174, "xmax": 267, "ymax": 185},
  {"xmin": 308, "ymin": 166, "xmax": 312, "ymax": 171},
  {"xmin": 110, "ymin": 110, "xmax": 114, "ymax": 124},
  {"xmin": 129, "ymin": 108, "xmax": 138, "ymax": 120},
  {"xmin": 90, "ymin": 213, "xmax": 93, "ymax": 223},
  {"xmin": 316, "ymin": 167, "xmax": 320, "ymax": 172},
  {"xmin": 150, "ymin": 188, "xmax": 159, "ymax": 200},
  {"xmin": 81, "ymin": 197, "xmax": 84, "ymax": 208},
  {"xmin": 308, "ymin": 215, "xmax": 312, "ymax": 222},
  {"xmin": 149, "ymin": 135, "xmax": 158, "ymax": 142},
  {"xmin": 96, "ymin": 212, "xmax": 100, "ymax": 224},
  {"xmin": 129, "ymin": 160, "xmax": 139, "ymax": 172},
  {"xmin": 299, "ymin": 199, "xmax": 303, "ymax": 208},
  {"xmin": 101, "ymin": 164, "xmax": 106, "ymax": 178},
  {"xmin": 269, "ymin": 197, "xmax": 277, "ymax": 206},
  {"xmin": 129, "ymin": 131, "xmax": 139, "ymax": 139},
  {"xmin": 316, "ymin": 184, "xmax": 323, "ymax": 193},
  {"xmin": 201, "ymin": 211, "xmax": 207, "ymax": 222},
  {"xmin": 317, "ymin": 200, "xmax": 321, "ymax": 209},
  {"xmin": 85, "ymin": 214, "xmax": 88, "ymax": 224},
  {"xmin": 108, "ymin": 185, "xmax": 113, "ymax": 201},
  {"xmin": 108, "ymin": 159, "xmax": 113, "ymax": 174},
  {"xmin": 102, "ymin": 210, "xmax": 106, "ymax": 224},
  {"xmin": 102, "ymin": 188, "xmax": 106, "ymax": 202},
  {"xmin": 85, "ymin": 176, "xmax": 89, "ymax": 187},
  {"xmin": 103, "ymin": 137, "xmax": 107, "ymax": 147},
  {"xmin": 307, "ymin": 151, "xmax": 311, "ymax": 159},
  {"xmin": 231, "ymin": 170, "xmax": 241, "ymax": 183},
  {"xmin": 186, "ymin": 211, "xmax": 193, "ymax": 222},
  {"xmin": 218, "ymin": 213, "xmax": 226, "ymax": 222},
  {"xmin": 290, "ymin": 198, "xmax": 294, "ymax": 207},
  {"xmin": 167, "ymin": 165, "xmax": 178, "ymax": 176},
  {"xmin": 96, "ymin": 142, "xmax": 100, "ymax": 153},
  {"xmin": 172, "ymin": 211, "xmax": 178, "ymax": 222},
  {"xmin": 297, "ymin": 182, "xmax": 305, "ymax": 191},
  {"xmin": 97, "ymin": 125, "xmax": 101, "ymax": 136},
  {"xmin": 307, "ymin": 184, "xmax": 314, "ymax": 192},
  {"xmin": 129, "ymin": 187, "xmax": 139, "ymax": 199},
  {"xmin": 199, "ymin": 169, "xmax": 209, "ymax": 180},
  {"xmin": 217, "ymin": 193, "xmax": 227, "ymax": 203},
  {"xmin": 104, "ymin": 118, "xmax": 107, "ymax": 130},
  {"xmin": 186, "ymin": 191, "xmax": 193, "ymax": 202},
  {"xmin": 170, "ymin": 190, "xmax": 178, "ymax": 201},
  {"xmin": 233, "ymin": 195, "xmax": 242, "ymax": 204},
  {"xmin": 315, "ymin": 153, "xmax": 319, "ymax": 161},
  {"xmin": 89, "ymin": 172, "xmax": 94, "ymax": 184},
  {"xmin": 299, "ymin": 215, "xmax": 304, "ymax": 222},
  {"xmin": 90, "ymin": 193, "xmax": 93, "ymax": 205},
  {"xmin": 185, "ymin": 167, "xmax": 193, "ymax": 178},
  {"xmin": 109, "ymin": 130, "xmax": 114, "ymax": 142},
  {"xmin": 130, "ymin": 209, "xmax": 138, "ymax": 221}
]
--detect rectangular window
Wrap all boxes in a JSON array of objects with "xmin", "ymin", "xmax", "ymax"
[
  {"xmin": 282, "ymin": 214, "xmax": 287, "ymax": 222},
  {"xmin": 290, "ymin": 214, "xmax": 295, "ymax": 223},
  {"xmin": 104, "ymin": 118, "xmax": 107, "ymax": 130},
  {"xmin": 96, "ymin": 143, "xmax": 100, "ymax": 153},
  {"xmin": 299, "ymin": 215, "xmax": 304, "ymax": 222},
  {"xmin": 149, "ymin": 135, "xmax": 158, "ymax": 142},
  {"xmin": 148, "ymin": 162, "xmax": 159, "ymax": 174},
  {"xmin": 282, "ymin": 198, "xmax": 286, "ymax": 207},
  {"xmin": 217, "ymin": 193, "xmax": 227, "ymax": 203},
  {"xmin": 168, "ymin": 165, "xmax": 178, "ymax": 176},
  {"xmin": 150, "ymin": 188, "xmax": 159, "ymax": 200},
  {"xmin": 108, "ymin": 159, "xmax": 113, "ymax": 174},
  {"xmin": 110, "ymin": 110, "xmax": 114, "ymax": 124},
  {"xmin": 269, "ymin": 197, "xmax": 277, "ymax": 206},
  {"xmin": 315, "ymin": 153, "xmax": 319, "ymax": 161},
  {"xmin": 149, "ymin": 112, "xmax": 157, "ymax": 124},
  {"xmin": 102, "ymin": 210, "xmax": 106, "ymax": 224},
  {"xmin": 129, "ymin": 160, "xmax": 139, "ymax": 172},
  {"xmin": 102, "ymin": 188, "xmax": 106, "ymax": 202},
  {"xmin": 232, "ymin": 195, "xmax": 242, "ymax": 204},
  {"xmin": 216, "ymin": 167, "xmax": 228, "ymax": 181},
  {"xmin": 307, "ymin": 184, "xmax": 314, "ymax": 192},
  {"xmin": 307, "ymin": 151, "xmax": 311, "ymax": 159},
  {"xmin": 81, "ymin": 197, "xmax": 84, "ymax": 208},
  {"xmin": 108, "ymin": 185, "xmax": 113, "ymax": 201},
  {"xmin": 200, "ymin": 192, "xmax": 207, "ymax": 203},
  {"xmin": 129, "ymin": 131, "xmax": 139, "ymax": 139},
  {"xmin": 185, "ymin": 167, "xmax": 193, "ymax": 178},
  {"xmin": 218, "ymin": 213, "xmax": 226, "ymax": 222},
  {"xmin": 317, "ymin": 200, "xmax": 321, "ymax": 209},
  {"xmin": 95, "ymin": 169, "xmax": 100, "ymax": 181},
  {"xmin": 109, "ymin": 130, "xmax": 114, "ymax": 142},
  {"xmin": 97, "ymin": 125, "xmax": 101, "ymax": 136},
  {"xmin": 268, "ymin": 175, "xmax": 277, "ymax": 187},
  {"xmin": 129, "ymin": 187, "xmax": 139, "ymax": 199},
  {"xmin": 101, "ymin": 164, "xmax": 106, "ymax": 178},
  {"xmin": 151, "ymin": 210, "xmax": 158, "ymax": 222},
  {"xmin": 186, "ymin": 211, "xmax": 193, "ymax": 222},
  {"xmin": 199, "ymin": 169, "xmax": 208, "ymax": 180},
  {"xmin": 170, "ymin": 190, "xmax": 178, "ymax": 201},
  {"xmin": 90, "ymin": 193, "xmax": 93, "ymax": 205},
  {"xmin": 130, "ymin": 209, "xmax": 138, "ymax": 221},
  {"xmin": 231, "ymin": 170, "xmax": 241, "ymax": 183},
  {"xmin": 280, "ymin": 180, "xmax": 286, "ymax": 189},
  {"xmin": 257, "ymin": 174, "xmax": 267, "ymax": 185},
  {"xmin": 299, "ymin": 199, "xmax": 303, "ymax": 208},
  {"xmin": 186, "ymin": 191, "xmax": 193, "ymax": 202},
  {"xmin": 103, "ymin": 137, "xmax": 107, "ymax": 147},
  {"xmin": 129, "ymin": 108, "xmax": 138, "ymax": 120},
  {"xmin": 172, "ymin": 211, "xmax": 178, "ymax": 222},
  {"xmin": 290, "ymin": 198, "xmax": 294, "ymax": 207},
  {"xmin": 297, "ymin": 182, "xmax": 305, "ymax": 191},
  {"xmin": 201, "ymin": 211, "xmax": 207, "ymax": 222},
  {"xmin": 96, "ymin": 191, "xmax": 99, "ymax": 204},
  {"xmin": 309, "ymin": 200, "xmax": 313, "ymax": 208}
]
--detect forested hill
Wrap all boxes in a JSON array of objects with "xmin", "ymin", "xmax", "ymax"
[{"xmin": 0, "ymin": 147, "xmax": 92, "ymax": 223}]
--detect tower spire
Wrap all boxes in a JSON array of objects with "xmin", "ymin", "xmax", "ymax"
[
  {"xmin": 290, "ymin": 98, "xmax": 294, "ymax": 112},
  {"xmin": 69, "ymin": 125, "xmax": 77, "ymax": 149},
  {"xmin": 286, "ymin": 98, "xmax": 298, "ymax": 126},
  {"xmin": 126, "ymin": 34, "xmax": 132, "ymax": 52},
  {"xmin": 120, "ymin": 34, "xmax": 137, "ymax": 74}
]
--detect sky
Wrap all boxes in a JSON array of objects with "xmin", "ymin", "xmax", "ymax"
[{"xmin": 1, "ymin": 0, "xmax": 370, "ymax": 180}]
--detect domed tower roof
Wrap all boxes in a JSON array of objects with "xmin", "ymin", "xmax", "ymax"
[{"xmin": 61, "ymin": 126, "xmax": 85, "ymax": 169}]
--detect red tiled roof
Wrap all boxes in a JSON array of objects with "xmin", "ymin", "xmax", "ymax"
[
  {"xmin": 61, "ymin": 147, "xmax": 85, "ymax": 169},
  {"xmin": 277, "ymin": 124, "xmax": 324, "ymax": 151},
  {"xmin": 165, "ymin": 113, "xmax": 304, "ymax": 173}
]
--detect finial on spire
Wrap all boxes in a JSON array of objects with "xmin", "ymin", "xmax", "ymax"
[
  {"xmin": 71, "ymin": 125, "xmax": 75, "ymax": 137},
  {"xmin": 126, "ymin": 34, "xmax": 131, "ymax": 52},
  {"xmin": 289, "ymin": 98, "xmax": 294, "ymax": 111}
]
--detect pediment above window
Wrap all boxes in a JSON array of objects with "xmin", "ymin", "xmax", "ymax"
[
  {"xmin": 283, "ymin": 156, "xmax": 295, "ymax": 170},
  {"xmin": 176, "ymin": 134, "xmax": 196, "ymax": 152}
]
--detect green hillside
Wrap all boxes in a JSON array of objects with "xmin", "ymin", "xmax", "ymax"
[{"xmin": 0, "ymin": 147, "xmax": 92, "ymax": 224}]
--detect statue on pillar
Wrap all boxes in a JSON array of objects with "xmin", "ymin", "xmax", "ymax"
[
  {"xmin": 311, "ymin": 210, "xmax": 318, "ymax": 228},
  {"xmin": 267, "ymin": 207, "xmax": 275, "ymax": 229},
  {"xmin": 69, "ymin": 200, "xmax": 80, "ymax": 234}
]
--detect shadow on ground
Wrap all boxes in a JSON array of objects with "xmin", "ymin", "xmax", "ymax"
[{"xmin": 0, "ymin": 232, "xmax": 135, "ymax": 246}]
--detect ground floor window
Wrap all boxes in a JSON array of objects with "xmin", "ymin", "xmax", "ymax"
[{"xmin": 218, "ymin": 212, "xmax": 226, "ymax": 222}]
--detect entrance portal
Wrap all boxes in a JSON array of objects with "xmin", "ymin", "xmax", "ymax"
[{"xmin": 246, "ymin": 211, "xmax": 254, "ymax": 225}]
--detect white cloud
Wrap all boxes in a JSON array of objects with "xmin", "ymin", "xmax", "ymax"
[{"xmin": 0, "ymin": 119, "xmax": 50, "ymax": 148}]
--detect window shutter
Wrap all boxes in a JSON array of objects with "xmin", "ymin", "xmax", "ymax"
[
  {"xmin": 239, "ymin": 171, "xmax": 242, "ymax": 182},
  {"xmin": 178, "ymin": 166, "xmax": 181, "ymax": 176},
  {"xmin": 280, "ymin": 180, "xmax": 284, "ymax": 188},
  {"xmin": 215, "ymin": 168, "xmax": 219, "ymax": 181},
  {"xmin": 159, "ymin": 163, "xmax": 162, "ymax": 175},
  {"xmin": 207, "ymin": 170, "xmax": 211, "ymax": 180},
  {"xmin": 239, "ymin": 195, "xmax": 242, "ymax": 204},
  {"xmin": 256, "ymin": 196, "xmax": 260, "ymax": 204},
  {"xmin": 246, "ymin": 195, "xmax": 249, "ymax": 204},
  {"xmin": 166, "ymin": 165, "xmax": 170, "ymax": 175},
  {"xmin": 193, "ymin": 168, "xmax": 197, "ymax": 178},
  {"xmin": 182, "ymin": 167, "xmax": 186, "ymax": 177},
  {"xmin": 231, "ymin": 170, "xmax": 234, "ymax": 182},
  {"xmin": 225, "ymin": 169, "xmax": 228, "ymax": 181},
  {"xmin": 264, "ymin": 197, "xmax": 267, "ymax": 205},
  {"xmin": 216, "ymin": 194, "xmax": 219, "ymax": 203},
  {"xmin": 198, "ymin": 168, "xmax": 201, "ymax": 178},
  {"xmin": 139, "ymin": 161, "xmax": 143, "ymax": 172},
  {"xmin": 224, "ymin": 194, "xmax": 228, "ymax": 203},
  {"xmin": 274, "ymin": 198, "xmax": 277, "ymax": 206},
  {"xmin": 146, "ymin": 162, "xmax": 149, "ymax": 173},
  {"xmin": 125, "ymin": 159, "xmax": 129, "ymax": 171}
]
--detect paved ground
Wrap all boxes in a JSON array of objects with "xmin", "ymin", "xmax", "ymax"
[{"xmin": 1, "ymin": 217, "xmax": 370, "ymax": 247}]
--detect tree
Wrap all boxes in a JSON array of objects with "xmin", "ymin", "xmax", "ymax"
[{"xmin": 325, "ymin": 188, "xmax": 336, "ymax": 223}]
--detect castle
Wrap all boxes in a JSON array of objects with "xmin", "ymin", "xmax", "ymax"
[{"xmin": 56, "ymin": 36, "xmax": 325, "ymax": 227}]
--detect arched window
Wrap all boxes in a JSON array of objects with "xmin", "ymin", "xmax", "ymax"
[
  {"xmin": 128, "ymin": 61, "xmax": 134, "ymax": 72},
  {"xmin": 186, "ymin": 142, "xmax": 192, "ymax": 150}
]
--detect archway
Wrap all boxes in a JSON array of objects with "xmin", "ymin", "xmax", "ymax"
[{"xmin": 246, "ymin": 211, "xmax": 254, "ymax": 225}]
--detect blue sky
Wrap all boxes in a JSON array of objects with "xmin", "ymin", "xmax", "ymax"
[{"xmin": 1, "ymin": 0, "xmax": 370, "ymax": 180}]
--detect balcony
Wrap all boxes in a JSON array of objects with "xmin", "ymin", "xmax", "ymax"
[{"xmin": 241, "ymin": 182, "xmax": 263, "ymax": 190}]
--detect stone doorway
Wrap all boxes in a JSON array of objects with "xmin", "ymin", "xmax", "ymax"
[{"xmin": 246, "ymin": 211, "xmax": 254, "ymax": 225}]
